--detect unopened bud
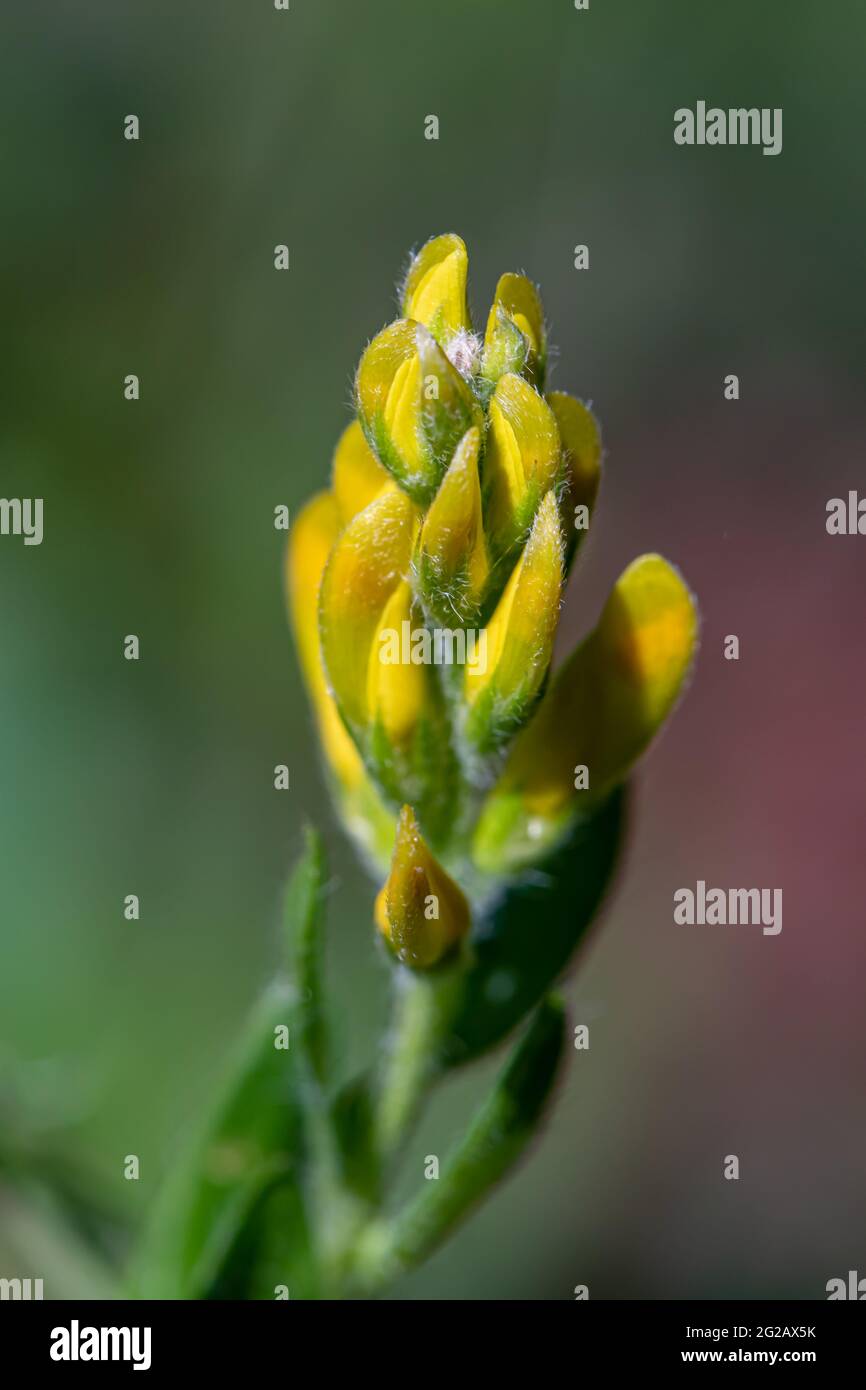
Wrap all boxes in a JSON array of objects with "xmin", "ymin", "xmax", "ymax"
[
  {"xmin": 375, "ymin": 806, "xmax": 470, "ymax": 968},
  {"xmin": 464, "ymin": 490, "xmax": 563, "ymax": 753}
]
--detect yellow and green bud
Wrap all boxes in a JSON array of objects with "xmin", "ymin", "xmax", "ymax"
[
  {"xmin": 319, "ymin": 489, "xmax": 417, "ymax": 734},
  {"xmin": 483, "ymin": 273, "xmax": 546, "ymax": 392},
  {"xmin": 356, "ymin": 319, "xmax": 481, "ymax": 506},
  {"xmin": 484, "ymin": 373, "xmax": 562, "ymax": 558},
  {"xmin": 286, "ymin": 493, "xmax": 395, "ymax": 867},
  {"xmin": 464, "ymin": 490, "xmax": 563, "ymax": 753},
  {"xmin": 375, "ymin": 806, "xmax": 470, "ymax": 969},
  {"xmin": 547, "ymin": 391, "xmax": 602, "ymax": 561},
  {"xmin": 319, "ymin": 490, "xmax": 454, "ymax": 842},
  {"xmin": 473, "ymin": 554, "xmax": 698, "ymax": 871},
  {"xmin": 401, "ymin": 233, "xmax": 471, "ymax": 348},
  {"xmin": 480, "ymin": 306, "xmax": 528, "ymax": 391},
  {"xmin": 416, "ymin": 426, "xmax": 488, "ymax": 625}
]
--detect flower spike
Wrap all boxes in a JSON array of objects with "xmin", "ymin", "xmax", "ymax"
[{"xmin": 290, "ymin": 233, "xmax": 695, "ymax": 970}]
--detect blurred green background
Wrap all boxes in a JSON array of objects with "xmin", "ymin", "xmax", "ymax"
[{"xmin": 2, "ymin": 0, "xmax": 864, "ymax": 1298}]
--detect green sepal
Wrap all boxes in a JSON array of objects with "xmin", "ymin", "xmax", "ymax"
[
  {"xmin": 480, "ymin": 306, "xmax": 529, "ymax": 392},
  {"xmin": 366, "ymin": 702, "xmax": 459, "ymax": 856}
]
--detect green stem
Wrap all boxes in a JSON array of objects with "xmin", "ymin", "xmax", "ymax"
[
  {"xmin": 300, "ymin": 1072, "xmax": 366, "ymax": 1298},
  {"xmin": 374, "ymin": 971, "xmax": 441, "ymax": 1159},
  {"xmin": 357, "ymin": 995, "xmax": 566, "ymax": 1295},
  {"xmin": 284, "ymin": 829, "xmax": 368, "ymax": 1294},
  {"xmin": 284, "ymin": 826, "xmax": 329, "ymax": 1084},
  {"xmin": 312, "ymin": 969, "xmax": 443, "ymax": 1295}
]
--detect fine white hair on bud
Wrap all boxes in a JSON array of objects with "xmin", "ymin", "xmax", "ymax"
[{"xmin": 445, "ymin": 328, "xmax": 481, "ymax": 380}]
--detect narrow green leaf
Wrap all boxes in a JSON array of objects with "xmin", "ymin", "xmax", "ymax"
[
  {"xmin": 203, "ymin": 1173, "xmax": 317, "ymax": 1300},
  {"xmin": 129, "ymin": 982, "xmax": 314, "ymax": 1298},
  {"xmin": 131, "ymin": 826, "xmax": 333, "ymax": 1298}
]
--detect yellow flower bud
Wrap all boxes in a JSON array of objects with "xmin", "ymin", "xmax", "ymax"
[
  {"xmin": 473, "ymin": 554, "xmax": 698, "ymax": 870},
  {"xmin": 356, "ymin": 319, "xmax": 480, "ymax": 504},
  {"xmin": 401, "ymin": 233, "xmax": 470, "ymax": 347},
  {"xmin": 375, "ymin": 806, "xmax": 470, "ymax": 968},
  {"xmin": 417, "ymin": 425, "xmax": 489, "ymax": 623},
  {"xmin": 319, "ymin": 489, "xmax": 417, "ymax": 732},
  {"xmin": 286, "ymin": 493, "xmax": 362, "ymax": 788},
  {"xmin": 464, "ymin": 490, "xmax": 563, "ymax": 751},
  {"xmin": 286, "ymin": 493, "xmax": 395, "ymax": 866},
  {"xmin": 287, "ymin": 491, "xmax": 339, "ymax": 696},
  {"xmin": 484, "ymin": 373, "xmax": 562, "ymax": 556},
  {"xmin": 546, "ymin": 391, "xmax": 602, "ymax": 557},
  {"xmin": 332, "ymin": 420, "xmax": 393, "ymax": 527},
  {"xmin": 483, "ymin": 273, "xmax": 546, "ymax": 390}
]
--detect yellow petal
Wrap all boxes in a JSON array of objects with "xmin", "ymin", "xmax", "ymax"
[
  {"xmin": 383, "ymin": 351, "xmax": 424, "ymax": 475},
  {"xmin": 356, "ymin": 319, "xmax": 417, "ymax": 419},
  {"xmin": 332, "ymin": 420, "xmax": 393, "ymax": 527},
  {"xmin": 417, "ymin": 426, "xmax": 488, "ymax": 621},
  {"xmin": 356, "ymin": 319, "xmax": 419, "ymax": 483},
  {"xmin": 484, "ymin": 373, "xmax": 562, "ymax": 556},
  {"xmin": 402, "ymin": 233, "xmax": 470, "ymax": 346},
  {"xmin": 367, "ymin": 581, "xmax": 427, "ymax": 746},
  {"xmin": 474, "ymin": 554, "xmax": 698, "ymax": 869},
  {"xmin": 285, "ymin": 493, "xmax": 371, "ymax": 798},
  {"xmin": 375, "ymin": 806, "xmax": 470, "ymax": 968},
  {"xmin": 319, "ymin": 489, "xmax": 417, "ymax": 730},
  {"xmin": 465, "ymin": 491, "xmax": 563, "ymax": 749},
  {"xmin": 484, "ymin": 273, "xmax": 546, "ymax": 388},
  {"xmin": 546, "ymin": 391, "xmax": 602, "ymax": 515},
  {"xmin": 286, "ymin": 491, "xmax": 340, "ymax": 691},
  {"xmin": 356, "ymin": 320, "xmax": 429, "ymax": 492}
]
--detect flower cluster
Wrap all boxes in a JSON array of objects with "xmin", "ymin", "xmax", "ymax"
[{"xmin": 288, "ymin": 234, "xmax": 697, "ymax": 970}]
